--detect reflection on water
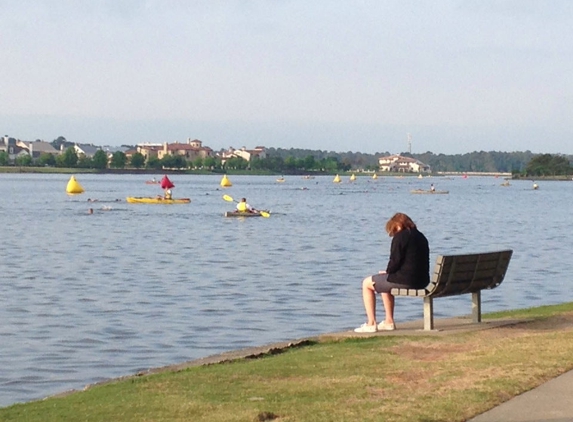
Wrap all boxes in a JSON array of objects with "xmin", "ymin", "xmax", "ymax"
[{"xmin": 1, "ymin": 173, "xmax": 572, "ymax": 406}]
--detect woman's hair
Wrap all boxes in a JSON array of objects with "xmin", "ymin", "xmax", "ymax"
[{"xmin": 385, "ymin": 213, "xmax": 417, "ymax": 236}]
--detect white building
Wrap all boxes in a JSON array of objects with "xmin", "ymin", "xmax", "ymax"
[{"xmin": 378, "ymin": 154, "xmax": 430, "ymax": 173}]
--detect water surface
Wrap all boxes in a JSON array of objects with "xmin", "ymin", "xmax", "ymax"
[{"xmin": 0, "ymin": 174, "xmax": 571, "ymax": 407}]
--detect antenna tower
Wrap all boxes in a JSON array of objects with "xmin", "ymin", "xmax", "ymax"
[{"xmin": 407, "ymin": 133, "xmax": 412, "ymax": 154}]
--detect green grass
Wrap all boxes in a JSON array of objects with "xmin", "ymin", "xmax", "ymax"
[
  {"xmin": 2, "ymin": 303, "xmax": 573, "ymax": 421},
  {"xmin": 483, "ymin": 301, "xmax": 573, "ymax": 319}
]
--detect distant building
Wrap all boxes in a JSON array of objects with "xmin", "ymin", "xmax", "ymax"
[
  {"xmin": 378, "ymin": 154, "xmax": 430, "ymax": 173},
  {"xmin": 219, "ymin": 146, "xmax": 267, "ymax": 163},
  {"xmin": 0, "ymin": 136, "xmax": 17, "ymax": 158},
  {"xmin": 123, "ymin": 148, "xmax": 138, "ymax": 160},
  {"xmin": 232, "ymin": 146, "xmax": 266, "ymax": 161},
  {"xmin": 137, "ymin": 139, "xmax": 213, "ymax": 161},
  {"xmin": 73, "ymin": 143, "xmax": 100, "ymax": 158},
  {"xmin": 16, "ymin": 140, "xmax": 59, "ymax": 158},
  {"xmin": 1, "ymin": 136, "xmax": 27, "ymax": 162},
  {"xmin": 136, "ymin": 143, "xmax": 162, "ymax": 159},
  {"xmin": 157, "ymin": 139, "xmax": 213, "ymax": 161}
]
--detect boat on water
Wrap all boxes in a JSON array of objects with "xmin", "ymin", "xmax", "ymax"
[
  {"xmin": 126, "ymin": 197, "xmax": 191, "ymax": 204},
  {"xmin": 302, "ymin": 175, "xmax": 315, "ymax": 180},
  {"xmin": 145, "ymin": 180, "xmax": 160, "ymax": 185},
  {"xmin": 276, "ymin": 177, "xmax": 285, "ymax": 183},
  {"xmin": 410, "ymin": 189, "xmax": 449, "ymax": 195},
  {"xmin": 224, "ymin": 210, "xmax": 268, "ymax": 218}
]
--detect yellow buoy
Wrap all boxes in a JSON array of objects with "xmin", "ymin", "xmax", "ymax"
[
  {"xmin": 220, "ymin": 174, "xmax": 232, "ymax": 187},
  {"xmin": 66, "ymin": 175, "xmax": 85, "ymax": 195},
  {"xmin": 349, "ymin": 173, "xmax": 356, "ymax": 182},
  {"xmin": 372, "ymin": 173, "xmax": 378, "ymax": 180},
  {"xmin": 333, "ymin": 174, "xmax": 341, "ymax": 183}
]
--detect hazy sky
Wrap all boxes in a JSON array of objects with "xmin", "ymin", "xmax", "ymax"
[{"xmin": 1, "ymin": 1, "xmax": 572, "ymax": 154}]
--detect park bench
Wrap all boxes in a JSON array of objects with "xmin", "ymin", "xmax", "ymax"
[{"xmin": 391, "ymin": 250, "xmax": 513, "ymax": 330}]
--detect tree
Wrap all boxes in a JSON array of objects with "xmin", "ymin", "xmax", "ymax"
[
  {"xmin": 146, "ymin": 156, "xmax": 162, "ymax": 169},
  {"xmin": 50, "ymin": 136, "xmax": 68, "ymax": 151},
  {"xmin": 110, "ymin": 151, "xmax": 127, "ymax": 169},
  {"xmin": 77, "ymin": 155, "xmax": 93, "ymax": 168},
  {"xmin": 203, "ymin": 156, "xmax": 216, "ymax": 169},
  {"xmin": 249, "ymin": 156, "xmax": 264, "ymax": 170},
  {"xmin": 15, "ymin": 154, "xmax": 32, "ymax": 166},
  {"xmin": 303, "ymin": 155, "xmax": 317, "ymax": 170},
  {"xmin": 0, "ymin": 151, "xmax": 10, "ymax": 165},
  {"xmin": 172, "ymin": 155, "xmax": 188, "ymax": 169},
  {"xmin": 56, "ymin": 147, "xmax": 78, "ymax": 167},
  {"xmin": 224, "ymin": 156, "xmax": 248, "ymax": 170},
  {"xmin": 160, "ymin": 154, "xmax": 186, "ymax": 169},
  {"xmin": 130, "ymin": 152, "xmax": 145, "ymax": 168},
  {"xmin": 322, "ymin": 157, "xmax": 340, "ymax": 172},
  {"xmin": 284, "ymin": 156, "xmax": 297, "ymax": 170},
  {"xmin": 92, "ymin": 150, "xmax": 109, "ymax": 169},
  {"xmin": 192, "ymin": 156, "xmax": 203, "ymax": 169},
  {"xmin": 525, "ymin": 154, "xmax": 572, "ymax": 176},
  {"xmin": 37, "ymin": 153, "xmax": 56, "ymax": 167}
]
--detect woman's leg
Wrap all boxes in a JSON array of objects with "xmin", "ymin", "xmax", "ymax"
[
  {"xmin": 381, "ymin": 293, "xmax": 395, "ymax": 325},
  {"xmin": 361, "ymin": 276, "xmax": 377, "ymax": 325}
]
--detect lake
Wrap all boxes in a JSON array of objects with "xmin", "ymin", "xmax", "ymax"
[{"xmin": 0, "ymin": 173, "xmax": 571, "ymax": 407}]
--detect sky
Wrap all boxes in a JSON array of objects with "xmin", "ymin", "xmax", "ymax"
[{"xmin": 1, "ymin": 0, "xmax": 572, "ymax": 154}]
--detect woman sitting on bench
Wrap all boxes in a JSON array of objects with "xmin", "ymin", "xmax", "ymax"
[{"xmin": 354, "ymin": 212, "xmax": 430, "ymax": 332}]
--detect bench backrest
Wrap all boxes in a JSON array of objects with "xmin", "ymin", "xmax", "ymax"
[{"xmin": 426, "ymin": 250, "xmax": 513, "ymax": 298}]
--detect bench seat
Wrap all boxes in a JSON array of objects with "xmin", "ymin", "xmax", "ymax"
[{"xmin": 391, "ymin": 250, "xmax": 513, "ymax": 330}]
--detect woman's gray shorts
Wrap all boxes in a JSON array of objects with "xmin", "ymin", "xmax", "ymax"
[{"xmin": 371, "ymin": 273, "xmax": 412, "ymax": 294}]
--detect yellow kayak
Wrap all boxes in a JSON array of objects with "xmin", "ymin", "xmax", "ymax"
[{"xmin": 126, "ymin": 197, "xmax": 191, "ymax": 204}]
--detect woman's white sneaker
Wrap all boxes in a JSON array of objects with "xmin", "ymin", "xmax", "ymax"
[
  {"xmin": 354, "ymin": 323, "xmax": 378, "ymax": 333},
  {"xmin": 377, "ymin": 321, "xmax": 396, "ymax": 331}
]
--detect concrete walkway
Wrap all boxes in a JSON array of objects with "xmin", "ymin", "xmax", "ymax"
[{"xmin": 467, "ymin": 369, "xmax": 573, "ymax": 422}]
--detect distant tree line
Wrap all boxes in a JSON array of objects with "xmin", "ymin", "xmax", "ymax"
[
  {"xmin": 266, "ymin": 148, "xmax": 573, "ymax": 175},
  {"xmin": 1, "ymin": 136, "xmax": 571, "ymax": 175}
]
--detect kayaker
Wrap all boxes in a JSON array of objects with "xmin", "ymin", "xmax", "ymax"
[
  {"xmin": 430, "ymin": 183, "xmax": 435, "ymax": 192},
  {"xmin": 164, "ymin": 189, "xmax": 172, "ymax": 200},
  {"xmin": 236, "ymin": 198, "xmax": 254, "ymax": 213}
]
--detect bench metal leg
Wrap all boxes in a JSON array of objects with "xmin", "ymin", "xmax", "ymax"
[
  {"xmin": 423, "ymin": 297, "xmax": 434, "ymax": 330},
  {"xmin": 472, "ymin": 291, "xmax": 481, "ymax": 323}
]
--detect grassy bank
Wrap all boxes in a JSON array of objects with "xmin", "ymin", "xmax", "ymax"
[{"xmin": 2, "ymin": 303, "xmax": 573, "ymax": 421}]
